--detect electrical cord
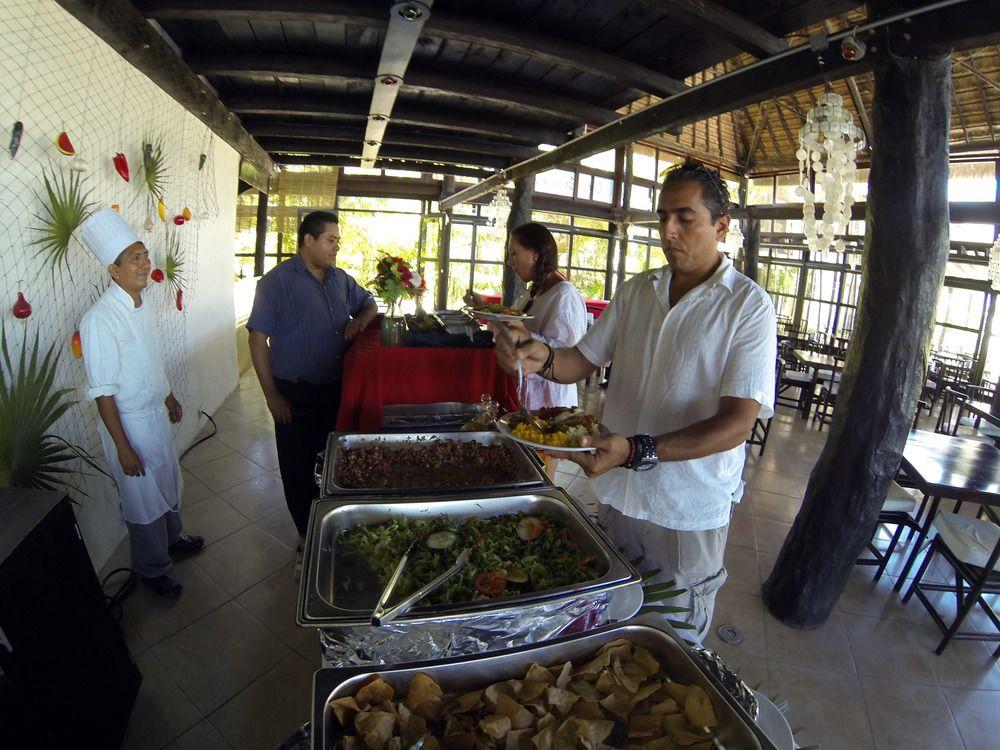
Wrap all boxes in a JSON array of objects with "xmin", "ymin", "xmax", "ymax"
[{"xmin": 100, "ymin": 410, "xmax": 218, "ymax": 620}]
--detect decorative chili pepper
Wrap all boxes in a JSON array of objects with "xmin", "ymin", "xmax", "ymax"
[
  {"xmin": 71, "ymin": 331, "xmax": 83, "ymax": 359},
  {"xmin": 151, "ymin": 268, "xmax": 164, "ymax": 283},
  {"xmin": 12, "ymin": 291, "xmax": 31, "ymax": 319},
  {"xmin": 9, "ymin": 121, "xmax": 23, "ymax": 159},
  {"xmin": 175, "ymin": 289, "xmax": 183, "ymax": 311},
  {"xmin": 173, "ymin": 215, "xmax": 185, "ymax": 225},
  {"xmin": 113, "ymin": 152, "xmax": 130, "ymax": 181}
]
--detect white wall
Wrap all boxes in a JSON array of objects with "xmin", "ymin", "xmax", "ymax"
[{"xmin": 0, "ymin": 0, "xmax": 240, "ymax": 569}]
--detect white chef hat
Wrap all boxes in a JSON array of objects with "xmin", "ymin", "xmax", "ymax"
[{"xmin": 80, "ymin": 209, "xmax": 142, "ymax": 267}]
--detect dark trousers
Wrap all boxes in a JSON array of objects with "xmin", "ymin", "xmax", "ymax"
[{"xmin": 273, "ymin": 378, "xmax": 341, "ymax": 536}]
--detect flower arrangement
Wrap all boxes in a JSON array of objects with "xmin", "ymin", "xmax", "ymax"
[{"xmin": 372, "ymin": 255, "xmax": 425, "ymax": 312}]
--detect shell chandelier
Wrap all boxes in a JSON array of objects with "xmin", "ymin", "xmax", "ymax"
[
  {"xmin": 796, "ymin": 92, "xmax": 864, "ymax": 255},
  {"xmin": 482, "ymin": 187, "xmax": 512, "ymax": 241},
  {"xmin": 988, "ymin": 235, "xmax": 1000, "ymax": 291}
]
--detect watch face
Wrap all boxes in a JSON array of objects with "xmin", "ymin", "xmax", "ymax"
[{"xmin": 635, "ymin": 459, "xmax": 657, "ymax": 472}]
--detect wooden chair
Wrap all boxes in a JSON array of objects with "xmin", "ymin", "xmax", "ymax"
[
  {"xmin": 857, "ymin": 479, "xmax": 925, "ymax": 582},
  {"xmin": 776, "ymin": 344, "xmax": 812, "ymax": 412},
  {"xmin": 903, "ymin": 504, "xmax": 1000, "ymax": 656},
  {"xmin": 747, "ymin": 360, "xmax": 781, "ymax": 456},
  {"xmin": 811, "ymin": 355, "xmax": 846, "ymax": 432}
]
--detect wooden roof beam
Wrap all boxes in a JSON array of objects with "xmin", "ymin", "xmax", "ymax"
[
  {"xmin": 135, "ymin": 0, "xmax": 686, "ymax": 96},
  {"xmin": 258, "ymin": 138, "xmax": 512, "ymax": 170},
  {"xmin": 226, "ymin": 95, "xmax": 569, "ymax": 146},
  {"xmin": 648, "ymin": 0, "xmax": 789, "ymax": 57},
  {"xmin": 441, "ymin": 0, "xmax": 1000, "ymax": 209},
  {"xmin": 245, "ymin": 122, "xmax": 540, "ymax": 160},
  {"xmin": 188, "ymin": 54, "xmax": 620, "ymax": 125},
  {"xmin": 273, "ymin": 154, "xmax": 494, "ymax": 179}
]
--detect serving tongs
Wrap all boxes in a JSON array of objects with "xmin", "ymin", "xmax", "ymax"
[
  {"xmin": 371, "ymin": 546, "xmax": 472, "ymax": 626},
  {"xmin": 492, "ymin": 324, "xmax": 547, "ymax": 433}
]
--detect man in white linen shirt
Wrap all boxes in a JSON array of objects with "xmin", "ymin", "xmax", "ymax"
[
  {"xmin": 79, "ymin": 209, "xmax": 203, "ymax": 598},
  {"xmin": 493, "ymin": 161, "xmax": 776, "ymax": 642}
]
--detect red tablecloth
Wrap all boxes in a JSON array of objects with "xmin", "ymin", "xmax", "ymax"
[
  {"xmin": 336, "ymin": 322, "xmax": 518, "ymax": 431},
  {"xmin": 585, "ymin": 299, "xmax": 609, "ymax": 319}
]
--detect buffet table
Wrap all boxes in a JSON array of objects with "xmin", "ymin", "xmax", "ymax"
[{"xmin": 336, "ymin": 322, "xmax": 518, "ymax": 431}]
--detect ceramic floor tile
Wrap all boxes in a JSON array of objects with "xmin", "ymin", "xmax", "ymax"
[
  {"xmin": 705, "ymin": 588, "xmax": 768, "ymax": 659},
  {"xmin": 208, "ymin": 652, "xmax": 316, "ymax": 750},
  {"xmin": 723, "ymin": 543, "xmax": 761, "ymax": 595},
  {"xmin": 189, "ymin": 453, "xmax": 267, "ymax": 494},
  {"xmin": 237, "ymin": 439, "xmax": 280, "ymax": 472},
  {"xmin": 764, "ymin": 607, "xmax": 857, "ymax": 676},
  {"xmin": 256, "ymin": 507, "xmax": 301, "ymax": 550},
  {"xmin": 861, "ymin": 677, "xmax": 965, "ymax": 750},
  {"xmin": 214, "ymin": 420, "xmax": 275, "ymax": 453},
  {"xmin": 236, "ymin": 564, "xmax": 315, "ymax": 651},
  {"xmin": 179, "ymin": 496, "xmax": 250, "ymax": 546},
  {"xmin": 835, "ymin": 567, "xmax": 927, "ymax": 625},
  {"xmin": 124, "ymin": 558, "xmax": 230, "ymax": 647},
  {"xmin": 753, "ymin": 517, "xmax": 792, "ymax": 555},
  {"xmin": 163, "ymin": 719, "xmax": 233, "ymax": 750},
  {"xmin": 179, "ymin": 437, "xmax": 236, "ymax": 470},
  {"xmin": 122, "ymin": 651, "xmax": 202, "ymax": 750},
  {"xmin": 842, "ymin": 613, "xmax": 941, "ymax": 686},
  {"xmin": 767, "ymin": 661, "xmax": 874, "ymax": 750},
  {"xmin": 151, "ymin": 601, "xmax": 289, "ymax": 715},
  {"xmin": 207, "ymin": 408, "xmax": 253, "ymax": 432},
  {"xmin": 727, "ymin": 510, "xmax": 757, "ymax": 550},
  {"xmin": 219, "ymin": 472, "xmax": 286, "ymax": 522},
  {"xmin": 295, "ymin": 632, "xmax": 324, "ymax": 667},
  {"xmin": 181, "ymin": 471, "xmax": 215, "ymax": 507},
  {"xmin": 194, "ymin": 524, "xmax": 295, "ymax": 597},
  {"xmin": 927, "ymin": 635, "xmax": 1000, "ymax": 691},
  {"xmin": 943, "ymin": 687, "xmax": 1000, "ymax": 749},
  {"xmin": 750, "ymin": 489, "xmax": 803, "ymax": 524}
]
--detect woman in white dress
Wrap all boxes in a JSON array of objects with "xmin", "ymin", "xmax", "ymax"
[{"xmin": 467, "ymin": 222, "xmax": 588, "ymax": 410}]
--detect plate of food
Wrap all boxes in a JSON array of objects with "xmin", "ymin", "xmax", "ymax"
[
  {"xmin": 466, "ymin": 303, "xmax": 534, "ymax": 322},
  {"xmin": 497, "ymin": 407, "xmax": 605, "ymax": 452}
]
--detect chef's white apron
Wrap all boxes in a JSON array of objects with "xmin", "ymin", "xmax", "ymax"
[{"xmin": 98, "ymin": 405, "xmax": 183, "ymax": 525}]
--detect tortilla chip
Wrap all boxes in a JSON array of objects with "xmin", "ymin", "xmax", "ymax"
[
  {"xmin": 671, "ymin": 728, "xmax": 711, "ymax": 747},
  {"xmin": 485, "ymin": 681, "xmax": 517, "ymax": 709},
  {"xmin": 452, "ymin": 690, "xmax": 485, "ymax": 714},
  {"xmin": 506, "ymin": 728, "xmax": 535, "ymax": 750},
  {"xmin": 628, "ymin": 714, "xmax": 663, "ymax": 739},
  {"xmin": 355, "ymin": 710, "xmax": 396, "ymax": 750},
  {"xmin": 663, "ymin": 682, "xmax": 689, "ymax": 705},
  {"xmin": 568, "ymin": 701, "xmax": 606, "ymax": 721},
  {"xmin": 480, "ymin": 713, "xmax": 513, "ymax": 740},
  {"xmin": 355, "ymin": 678, "xmax": 395, "ymax": 709},
  {"xmin": 558, "ymin": 718, "xmax": 614, "ymax": 747},
  {"xmin": 546, "ymin": 686, "xmax": 580, "ymax": 715},
  {"xmin": 596, "ymin": 638, "xmax": 631, "ymax": 656},
  {"xmin": 537, "ymin": 713, "xmax": 558, "ymax": 731},
  {"xmin": 682, "ymin": 687, "xmax": 717, "ymax": 728},
  {"xmin": 611, "ymin": 657, "xmax": 641, "ymax": 694},
  {"xmin": 641, "ymin": 738, "xmax": 677, "ymax": 750},
  {"xmin": 662, "ymin": 714, "xmax": 689, "ymax": 732},
  {"xmin": 386, "ymin": 739, "xmax": 402, "ymax": 750},
  {"xmin": 594, "ymin": 670, "xmax": 620, "ymax": 695},
  {"xmin": 335, "ymin": 738, "xmax": 361, "ymax": 750},
  {"xmin": 630, "ymin": 646, "xmax": 662, "ymax": 677},
  {"xmin": 554, "ymin": 661, "xmax": 573, "ymax": 689},
  {"xmin": 421, "ymin": 736, "xmax": 442, "ymax": 750},
  {"xmin": 405, "ymin": 673, "xmax": 443, "ymax": 709},
  {"xmin": 410, "ymin": 697, "xmax": 442, "ymax": 722},
  {"xmin": 519, "ymin": 681, "xmax": 548, "ymax": 702},
  {"xmin": 600, "ymin": 640, "xmax": 632, "ymax": 664},
  {"xmin": 650, "ymin": 699, "xmax": 681, "ymax": 715},
  {"xmin": 329, "ymin": 696, "xmax": 361, "ymax": 726},
  {"xmin": 532, "ymin": 724, "xmax": 556, "ymax": 750},
  {"xmin": 444, "ymin": 715, "xmax": 475, "ymax": 736},
  {"xmin": 632, "ymin": 681, "xmax": 662, "ymax": 704},
  {"xmin": 574, "ymin": 650, "xmax": 612, "ymax": 681},
  {"xmin": 598, "ymin": 687, "xmax": 633, "ymax": 719},
  {"xmin": 399, "ymin": 706, "xmax": 427, "ymax": 745},
  {"xmin": 526, "ymin": 663, "xmax": 557, "ymax": 685},
  {"xmin": 568, "ymin": 680, "xmax": 602, "ymax": 702},
  {"xmin": 496, "ymin": 694, "xmax": 535, "ymax": 730},
  {"xmin": 445, "ymin": 734, "xmax": 482, "ymax": 750}
]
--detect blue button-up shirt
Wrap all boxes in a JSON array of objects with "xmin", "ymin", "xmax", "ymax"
[{"xmin": 246, "ymin": 254, "xmax": 374, "ymax": 384}]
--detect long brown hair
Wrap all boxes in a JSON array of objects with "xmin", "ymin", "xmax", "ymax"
[{"xmin": 510, "ymin": 222, "xmax": 559, "ymax": 296}]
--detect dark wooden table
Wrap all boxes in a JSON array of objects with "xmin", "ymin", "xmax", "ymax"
[
  {"xmin": 893, "ymin": 429, "xmax": 1000, "ymax": 589},
  {"xmin": 791, "ymin": 348, "xmax": 840, "ymax": 371}
]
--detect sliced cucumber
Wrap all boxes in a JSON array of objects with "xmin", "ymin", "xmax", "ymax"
[
  {"xmin": 426, "ymin": 531, "xmax": 458, "ymax": 550},
  {"xmin": 503, "ymin": 567, "xmax": 529, "ymax": 583},
  {"xmin": 516, "ymin": 516, "xmax": 545, "ymax": 541}
]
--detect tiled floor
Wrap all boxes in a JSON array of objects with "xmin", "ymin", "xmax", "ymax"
[{"xmin": 105, "ymin": 373, "xmax": 1000, "ymax": 750}]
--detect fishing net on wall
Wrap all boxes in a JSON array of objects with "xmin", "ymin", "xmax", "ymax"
[{"xmin": 0, "ymin": 0, "xmax": 217, "ymax": 496}]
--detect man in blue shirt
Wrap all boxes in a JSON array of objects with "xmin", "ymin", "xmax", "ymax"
[{"xmin": 247, "ymin": 211, "xmax": 377, "ymax": 550}]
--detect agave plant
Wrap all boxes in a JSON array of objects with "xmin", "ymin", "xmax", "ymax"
[
  {"xmin": 140, "ymin": 137, "xmax": 167, "ymax": 202},
  {"xmin": 165, "ymin": 228, "xmax": 185, "ymax": 295},
  {"xmin": 30, "ymin": 168, "xmax": 94, "ymax": 273},
  {"xmin": 0, "ymin": 325, "xmax": 106, "ymax": 491}
]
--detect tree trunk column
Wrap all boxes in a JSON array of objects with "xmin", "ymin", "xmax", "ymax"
[
  {"xmin": 743, "ymin": 215, "xmax": 760, "ymax": 284},
  {"xmin": 503, "ymin": 176, "xmax": 533, "ymax": 306},
  {"xmin": 762, "ymin": 42, "xmax": 952, "ymax": 626},
  {"xmin": 253, "ymin": 190, "xmax": 268, "ymax": 277}
]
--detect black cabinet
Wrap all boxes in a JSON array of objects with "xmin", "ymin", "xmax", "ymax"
[{"xmin": 0, "ymin": 490, "xmax": 141, "ymax": 749}]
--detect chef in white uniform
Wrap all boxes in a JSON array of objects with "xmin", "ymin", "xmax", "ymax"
[{"xmin": 79, "ymin": 209, "xmax": 203, "ymax": 598}]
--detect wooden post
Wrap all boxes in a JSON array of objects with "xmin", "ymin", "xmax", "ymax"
[
  {"xmin": 502, "ymin": 176, "xmax": 534, "ymax": 306},
  {"xmin": 614, "ymin": 147, "xmax": 634, "ymax": 295},
  {"xmin": 762, "ymin": 22, "xmax": 952, "ymax": 627},
  {"xmin": 743, "ymin": 215, "xmax": 760, "ymax": 284},
  {"xmin": 437, "ymin": 177, "xmax": 455, "ymax": 311},
  {"xmin": 254, "ymin": 191, "xmax": 268, "ymax": 277}
]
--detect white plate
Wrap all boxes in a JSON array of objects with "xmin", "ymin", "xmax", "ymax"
[
  {"xmin": 466, "ymin": 308, "xmax": 534, "ymax": 323},
  {"xmin": 495, "ymin": 412, "xmax": 600, "ymax": 453},
  {"xmin": 752, "ymin": 690, "xmax": 795, "ymax": 750}
]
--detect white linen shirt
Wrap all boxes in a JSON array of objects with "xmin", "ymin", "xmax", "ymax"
[
  {"xmin": 576, "ymin": 256, "xmax": 776, "ymax": 531},
  {"xmin": 513, "ymin": 281, "xmax": 588, "ymax": 410}
]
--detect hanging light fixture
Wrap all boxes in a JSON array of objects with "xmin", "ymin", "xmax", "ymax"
[
  {"xmin": 988, "ymin": 237, "xmax": 1000, "ymax": 291},
  {"xmin": 723, "ymin": 221, "xmax": 745, "ymax": 257},
  {"xmin": 482, "ymin": 187, "xmax": 512, "ymax": 240},
  {"xmin": 796, "ymin": 91, "xmax": 864, "ymax": 256}
]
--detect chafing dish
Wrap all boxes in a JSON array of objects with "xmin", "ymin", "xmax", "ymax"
[
  {"xmin": 316, "ymin": 430, "xmax": 547, "ymax": 497},
  {"xmin": 310, "ymin": 615, "xmax": 777, "ymax": 750},
  {"xmin": 297, "ymin": 486, "xmax": 639, "ymax": 630}
]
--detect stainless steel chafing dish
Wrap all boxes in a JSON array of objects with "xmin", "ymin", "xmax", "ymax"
[
  {"xmin": 315, "ymin": 430, "xmax": 547, "ymax": 497},
  {"xmin": 309, "ymin": 615, "xmax": 777, "ymax": 750},
  {"xmin": 297, "ymin": 486, "xmax": 640, "ymax": 629}
]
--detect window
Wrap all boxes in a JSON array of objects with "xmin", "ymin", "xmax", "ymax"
[{"xmin": 537, "ymin": 169, "xmax": 576, "ymax": 197}]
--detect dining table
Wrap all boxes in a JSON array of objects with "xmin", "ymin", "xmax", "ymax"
[
  {"xmin": 790, "ymin": 349, "xmax": 842, "ymax": 419},
  {"xmin": 335, "ymin": 320, "xmax": 518, "ymax": 431},
  {"xmin": 892, "ymin": 429, "xmax": 1000, "ymax": 590}
]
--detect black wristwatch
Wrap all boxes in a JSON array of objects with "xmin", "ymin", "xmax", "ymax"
[{"xmin": 625, "ymin": 433, "xmax": 658, "ymax": 472}]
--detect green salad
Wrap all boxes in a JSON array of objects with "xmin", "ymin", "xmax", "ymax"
[{"xmin": 337, "ymin": 513, "xmax": 603, "ymax": 605}]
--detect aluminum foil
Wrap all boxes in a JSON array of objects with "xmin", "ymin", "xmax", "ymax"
[
  {"xmin": 318, "ymin": 592, "xmax": 611, "ymax": 667},
  {"xmin": 691, "ymin": 646, "xmax": 760, "ymax": 721}
]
